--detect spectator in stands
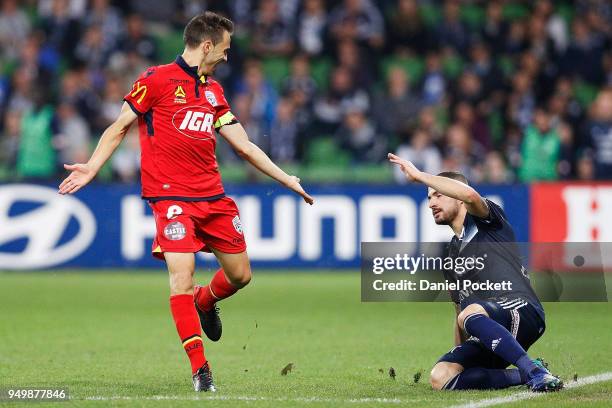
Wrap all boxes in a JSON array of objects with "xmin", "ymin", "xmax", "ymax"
[
  {"xmin": 84, "ymin": 0, "xmax": 123, "ymax": 53},
  {"xmin": 270, "ymin": 97, "xmax": 300, "ymax": 163},
  {"xmin": 336, "ymin": 104, "xmax": 383, "ymax": 163},
  {"xmin": 393, "ymin": 128, "xmax": 442, "ymax": 184},
  {"xmin": 468, "ymin": 42, "xmax": 502, "ymax": 97},
  {"xmin": 234, "ymin": 60, "xmax": 278, "ymax": 140},
  {"xmin": 75, "ymin": 25, "xmax": 112, "ymax": 69},
  {"xmin": 386, "ymin": 0, "xmax": 431, "ymax": 55},
  {"xmin": 519, "ymin": 108, "xmax": 560, "ymax": 181},
  {"xmin": 560, "ymin": 18, "xmax": 605, "ymax": 84},
  {"xmin": 111, "ymin": 126, "xmax": 140, "ymax": 182},
  {"xmin": 336, "ymin": 39, "xmax": 374, "ymax": 87},
  {"xmin": 444, "ymin": 123, "xmax": 486, "ymax": 180},
  {"xmin": 313, "ymin": 66, "xmax": 369, "ymax": 134},
  {"xmin": 583, "ymin": 88, "xmax": 612, "ymax": 179},
  {"xmin": 373, "ymin": 66, "xmax": 420, "ymax": 137},
  {"xmin": 54, "ymin": 101, "xmax": 91, "ymax": 165},
  {"xmin": 453, "ymin": 101, "xmax": 492, "ymax": 151},
  {"xmin": 481, "ymin": 151, "xmax": 514, "ymax": 184},
  {"xmin": 282, "ymin": 54, "xmax": 317, "ymax": 104},
  {"xmin": 7, "ymin": 70, "xmax": 33, "ymax": 114},
  {"xmin": 296, "ymin": 0, "xmax": 328, "ymax": 57},
  {"xmin": 98, "ymin": 76, "xmax": 123, "ymax": 130},
  {"xmin": 436, "ymin": 0, "xmax": 470, "ymax": 54},
  {"xmin": 0, "ymin": 110, "xmax": 22, "ymax": 173},
  {"xmin": 329, "ymin": 0, "xmax": 384, "ymax": 49},
  {"xmin": 507, "ymin": 71, "xmax": 536, "ymax": 128},
  {"xmin": 58, "ymin": 70, "xmax": 100, "ymax": 128},
  {"xmin": 422, "ymin": 51, "xmax": 447, "ymax": 105},
  {"xmin": 39, "ymin": 0, "xmax": 81, "ymax": 61},
  {"xmin": 504, "ymin": 20, "xmax": 528, "ymax": 55},
  {"xmin": 17, "ymin": 87, "xmax": 57, "ymax": 179},
  {"xmin": 118, "ymin": 14, "xmax": 157, "ymax": 62},
  {"xmin": 534, "ymin": 0, "xmax": 569, "ymax": 54},
  {"xmin": 251, "ymin": 0, "xmax": 294, "ymax": 57},
  {"xmin": 0, "ymin": 0, "xmax": 31, "ymax": 60},
  {"xmin": 481, "ymin": 1, "xmax": 508, "ymax": 56}
]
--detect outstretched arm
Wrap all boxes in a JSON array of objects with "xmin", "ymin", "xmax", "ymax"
[
  {"xmin": 59, "ymin": 102, "xmax": 137, "ymax": 194},
  {"xmin": 388, "ymin": 153, "xmax": 489, "ymax": 218},
  {"xmin": 219, "ymin": 123, "xmax": 314, "ymax": 205}
]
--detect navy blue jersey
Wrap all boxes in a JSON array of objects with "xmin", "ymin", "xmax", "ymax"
[{"xmin": 443, "ymin": 199, "xmax": 544, "ymax": 320}]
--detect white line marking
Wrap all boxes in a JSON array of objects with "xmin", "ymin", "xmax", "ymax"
[
  {"xmin": 84, "ymin": 395, "xmax": 403, "ymax": 404},
  {"xmin": 450, "ymin": 371, "xmax": 612, "ymax": 408},
  {"xmin": 78, "ymin": 371, "xmax": 612, "ymax": 405}
]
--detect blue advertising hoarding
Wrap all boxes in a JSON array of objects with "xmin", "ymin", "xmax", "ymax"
[{"xmin": 0, "ymin": 183, "xmax": 529, "ymax": 269}]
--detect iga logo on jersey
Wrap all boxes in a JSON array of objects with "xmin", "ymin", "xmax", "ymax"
[{"xmin": 172, "ymin": 105, "xmax": 215, "ymax": 140}]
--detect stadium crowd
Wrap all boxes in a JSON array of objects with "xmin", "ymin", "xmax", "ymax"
[{"xmin": 0, "ymin": 0, "xmax": 611, "ymax": 184}]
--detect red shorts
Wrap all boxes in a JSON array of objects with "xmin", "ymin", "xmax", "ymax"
[{"xmin": 149, "ymin": 197, "xmax": 247, "ymax": 260}]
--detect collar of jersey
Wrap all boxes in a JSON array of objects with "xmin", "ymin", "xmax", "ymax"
[{"xmin": 175, "ymin": 55, "xmax": 208, "ymax": 84}]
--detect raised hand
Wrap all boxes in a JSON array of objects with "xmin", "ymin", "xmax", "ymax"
[
  {"xmin": 284, "ymin": 175, "xmax": 314, "ymax": 205},
  {"xmin": 387, "ymin": 153, "xmax": 423, "ymax": 183},
  {"xmin": 58, "ymin": 163, "xmax": 97, "ymax": 195}
]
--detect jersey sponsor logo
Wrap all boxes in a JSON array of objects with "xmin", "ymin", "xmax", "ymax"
[
  {"xmin": 172, "ymin": 105, "xmax": 215, "ymax": 140},
  {"xmin": 130, "ymin": 81, "xmax": 147, "ymax": 104},
  {"xmin": 205, "ymin": 91, "xmax": 218, "ymax": 107},
  {"xmin": 164, "ymin": 221, "xmax": 186, "ymax": 240},
  {"xmin": 0, "ymin": 184, "xmax": 96, "ymax": 269},
  {"xmin": 174, "ymin": 85, "xmax": 186, "ymax": 104}
]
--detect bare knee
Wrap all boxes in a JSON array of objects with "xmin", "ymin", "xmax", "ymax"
[
  {"xmin": 169, "ymin": 270, "xmax": 194, "ymax": 295},
  {"xmin": 430, "ymin": 362, "xmax": 463, "ymax": 390},
  {"xmin": 226, "ymin": 264, "xmax": 252, "ymax": 288},
  {"xmin": 457, "ymin": 304, "xmax": 488, "ymax": 331}
]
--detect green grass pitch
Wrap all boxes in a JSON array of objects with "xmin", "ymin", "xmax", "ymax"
[{"xmin": 0, "ymin": 270, "xmax": 611, "ymax": 407}]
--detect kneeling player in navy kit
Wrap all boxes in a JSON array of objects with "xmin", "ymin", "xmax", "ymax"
[{"xmin": 389, "ymin": 153, "xmax": 563, "ymax": 392}]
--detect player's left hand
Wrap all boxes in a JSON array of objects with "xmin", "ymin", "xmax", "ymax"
[
  {"xmin": 388, "ymin": 153, "xmax": 423, "ymax": 183},
  {"xmin": 285, "ymin": 176, "xmax": 314, "ymax": 205}
]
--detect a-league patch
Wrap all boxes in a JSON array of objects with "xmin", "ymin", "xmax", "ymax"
[
  {"xmin": 205, "ymin": 91, "xmax": 218, "ymax": 107},
  {"xmin": 232, "ymin": 215, "xmax": 243, "ymax": 234},
  {"xmin": 164, "ymin": 221, "xmax": 187, "ymax": 240}
]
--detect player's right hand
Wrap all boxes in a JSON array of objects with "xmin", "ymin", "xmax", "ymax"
[
  {"xmin": 58, "ymin": 163, "xmax": 96, "ymax": 195},
  {"xmin": 285, "ymin": 176, "xmax": 314, "ymax": 205}
]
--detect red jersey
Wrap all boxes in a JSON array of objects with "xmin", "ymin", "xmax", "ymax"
[{"xmin": 124, "ymin": 56, "xmax": 238, "ymax": 200}]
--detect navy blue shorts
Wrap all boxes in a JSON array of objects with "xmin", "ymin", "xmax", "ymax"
[{"xmin": 437, "ymin": 300, "xmax": 546, "ymax": 369}]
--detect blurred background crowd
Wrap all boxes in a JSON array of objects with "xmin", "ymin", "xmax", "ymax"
[{"xmin": 0, "ymin": 0, "xmax": 611, "ymax": 184}]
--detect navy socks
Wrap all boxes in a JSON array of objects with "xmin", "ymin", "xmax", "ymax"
[
  {"xmin": 444, "ymin": 368, "xmax": 522, "ymax": 390},
  {"xmin": 463, "ymin": 313, "xmax": 541, "ymax": 381}
]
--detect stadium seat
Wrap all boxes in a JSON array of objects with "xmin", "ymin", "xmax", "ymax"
[
  {"xmin": 261, "ymin": 57, "xmax": 290, "ymax": 91},
  {"xmin": 502, "ymin": 3, "xmax": 529, "ymax": 21},
  {"xmin": 156, "ymin": 31, "xmax": 184, "ymax": 64},
  {"xmin": 381, "ymin": 56, "xmax": 425, "ymax": 84},
  {"xmin": 460, "ymin": 4, "xmax": 485, "ymax": 29},
  {"xmin": 573, "ymin": 82, "xmax": 598, "ymax": 108},
  {"xmin": 419, "ymin": 4, "xmax": 442, "ymax": 28},
  {"xmin": 306, "ymin": 137, "xmax": 351, "ymax": 166},
  {"xmin": 311, "ymin": 58, "xmax": 332, "ymax": 90},
  {"xmin": 442, "ymin": 54, "xmax": 464, "ymax": 80}
]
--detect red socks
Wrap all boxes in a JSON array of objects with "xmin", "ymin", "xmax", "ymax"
[
  {"xmin": 169, "ymin": 294, "xmax": 206, "ymax": 374},
  {"xmin": 195, "ymin": 269, "xmax": 239, "ymax": 312}
]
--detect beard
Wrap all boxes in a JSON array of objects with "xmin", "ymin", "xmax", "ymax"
[{"xmin": 432, "ymin": 207, "xmax": 459, "ymax": 225}]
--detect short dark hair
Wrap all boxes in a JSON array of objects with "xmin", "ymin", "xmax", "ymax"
[
  {"xmin": 183, "ymin": 11, "xmax": 234, "ymax": 48},
  {"xmin": 437, "ymin": 171, "xmax": 469, "ymax": 185}
]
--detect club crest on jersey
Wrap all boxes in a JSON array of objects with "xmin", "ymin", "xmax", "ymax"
[
  {"xmin": 232, "ymin": 215, "xmax": 243, "ymax": 234},
  {"xmin": 172, "ymin": 105, "xmax": 215, "ymax": 141},
  {"xmin": 205, "ymin": 90, "xmax": 218, "ymax": 107},
  {"xmin": 174, "ymin": 85, "xmax": 187, "ymax": 104}
]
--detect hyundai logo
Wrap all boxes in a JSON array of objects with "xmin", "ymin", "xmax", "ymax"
[{"xmin": 0, "ymin": 184, "xmax": 96, "ymax": 269}]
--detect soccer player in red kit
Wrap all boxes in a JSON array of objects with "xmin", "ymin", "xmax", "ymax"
[{"xmin": 58, "ymin": 12, "xmax": 313, "ymax": 392}]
